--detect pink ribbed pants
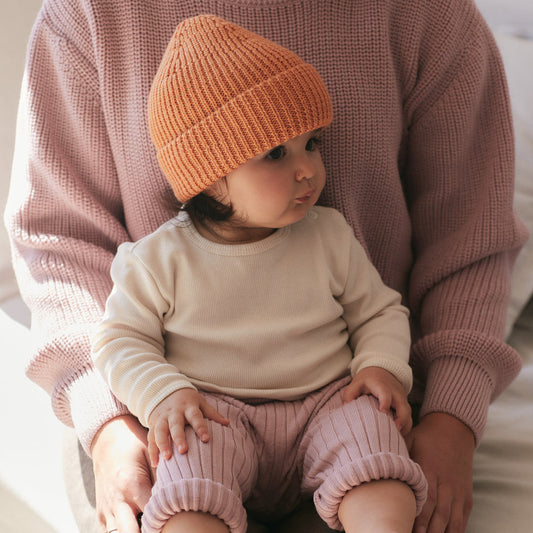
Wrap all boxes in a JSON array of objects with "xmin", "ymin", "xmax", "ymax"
[{"xmin": 141, "ymin": 377, "xmax": 427, "ymax": 532}]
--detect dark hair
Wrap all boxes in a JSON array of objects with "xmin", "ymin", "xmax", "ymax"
[{"xmin": 182, "ymin": 192, "xmax": 234, "ymax": 225}]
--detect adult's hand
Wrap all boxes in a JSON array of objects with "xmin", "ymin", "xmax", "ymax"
[
  {"xmin": 91, "ymin": 415, "xmax": 154, "ymax": 533},
  {"xmin": 407, "ymin": 412, "xmax": 475, "ymax": 533}
]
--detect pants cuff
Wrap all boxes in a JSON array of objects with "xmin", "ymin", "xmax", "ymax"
[
  {"xmin": 142, "ymin": 478, "xmax": 247, "ymax": 533},
  {"xmin": 313, "ymin": 452, "xmax": 428, "ymax": 530}
]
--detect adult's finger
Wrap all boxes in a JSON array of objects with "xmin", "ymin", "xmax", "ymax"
[
  {"xmin": 92, "ymin": 416, "xmax": 153, "ymax": 533},
  {"xmin": 114, "ymin": 500, "xmax": 143, "ymax": 533}
]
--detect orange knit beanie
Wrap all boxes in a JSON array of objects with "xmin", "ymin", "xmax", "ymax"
[{"xmin": 148, "ymin": 15, "xmax": 333, "ymax": 202}]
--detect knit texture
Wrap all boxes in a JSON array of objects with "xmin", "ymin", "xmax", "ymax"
[
  {"xmin": 141, "ymin": 381, "xmax": 427, "ymax": 532},
  {"xmin": 4, "ymin": 0, "xmax": 528, "ymax": 453},
  {"xmin": 149, "ymin": 15, "xmax": 333, "ymax": 201}
]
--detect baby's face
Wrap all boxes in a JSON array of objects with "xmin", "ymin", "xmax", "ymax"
[{"xmin": 209, "ymin": 129, "xmax": 326, "ymax": 237}]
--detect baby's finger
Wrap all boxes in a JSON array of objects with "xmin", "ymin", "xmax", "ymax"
[
  {"xmin": 147, "ymin": 429, "xmax": 160, "ymax": 468},
  {"xmin": 377, "ymin": 389, "xmax": 392, "ymax": 414},
  {"xmin": 393, "ymin": 399, "xmax": 412, "ymax": 436},
  {"xmin": 184, "ymin": 406, "xmax": 211, "ymax": 444},
  {"xmin": 201, "ymin": 400, "xmax": 230, "ymax": 427},
  {"xmin": 400, "ymin": 416, "xmax": 413, "ymax": 436},
  {"xmin": 168, "ymin": 413, "xmax": 189, "ymax": 455},
  {"xmin": 342, "ymin": 380, "xmax": 364, "ymax": 403},
  {"xmin": 153, "ymin": 419, "xmax": 174, "ymax": 460}
]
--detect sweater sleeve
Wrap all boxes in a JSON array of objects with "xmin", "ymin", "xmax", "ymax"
[
  {"xmin": 4, "ymin": 5, "xmax": 130, "ymax": 454},
  {"xmin": 401, "ymin": 0, "xmax": 528, "ymax": 443},
  {"xmin": 92, "ymin": 243, "xmax": 196, "ymax": 428},
  {"xmin": 338, "ymin": 231, "xmax": 413, "ymax": 393}
]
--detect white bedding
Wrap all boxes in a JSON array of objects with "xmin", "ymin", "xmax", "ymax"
[
  {"xmin": 0, "ymin": 1, "xmax": 532, "ymax": 532},
  {"xmin": 468, "ymin": 300, "xmax": 533, "ymax": 532}
]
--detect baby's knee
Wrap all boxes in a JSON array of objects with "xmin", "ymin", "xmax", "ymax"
[
  {"xmin": 301, "ymin": 395, "xmax": 427, "ymax": 529},
  {"xmin": 337, "ymin": 480, "xmax": 417, "ymax": 533}
]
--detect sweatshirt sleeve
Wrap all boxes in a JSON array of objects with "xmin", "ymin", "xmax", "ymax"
[
  {"xmin": 3, "ymin": 5, "xmax": 130, "ymax": 454},
  {"xmin": 401, "ymin": 0, "xmax": 528, "ymax": 443},
  {"xmin": 92, "ymin": 242, "xmax": 196, "ymax": 428},
  {"xmin": 337, "ymin": 225, "xmax": 413, "ymax": 393}
]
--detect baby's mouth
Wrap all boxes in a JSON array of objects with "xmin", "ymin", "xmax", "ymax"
[{"xmin": 295, "ymin": 190, "xmax": 315, "ymax": 203}]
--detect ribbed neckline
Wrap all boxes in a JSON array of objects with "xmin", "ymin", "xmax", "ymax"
[{"xmin": 171, "ymin": 210, "xmax": 291, "ymax": 256}]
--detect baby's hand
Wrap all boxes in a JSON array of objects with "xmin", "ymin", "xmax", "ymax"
[
  {"xmin": 342, "ymin": 367, "xmax": 412, "ymax": 437},
  {"xmin": 147, "ymin": 388, "xmax": 229, "ymax": 467}
]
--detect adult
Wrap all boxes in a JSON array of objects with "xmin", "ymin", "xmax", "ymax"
[{"xmin": 5, "ymin": 0, "xmax": 526, "ymax": 532}]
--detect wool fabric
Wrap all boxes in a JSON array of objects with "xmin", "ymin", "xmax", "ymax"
[
  {"xmin": 148, "ymin": 15, "xmax": 333, "ymax": 201},
  {"xmin": 4, "ymin": 0, "xmax": 528, "ymax": 454}
]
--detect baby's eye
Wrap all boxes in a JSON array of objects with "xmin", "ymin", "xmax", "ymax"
[
  {"xmin": 305, "ymin": 137, "xmax": 321, "ymax": 151},
  {"xmin": 266, "ymin": 145, "xmax": 286, "ymax": 161}
]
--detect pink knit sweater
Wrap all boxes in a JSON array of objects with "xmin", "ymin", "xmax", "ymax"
[{"xmin": 5, "ymin": 0, "xmax": 527, "ymax": 453}]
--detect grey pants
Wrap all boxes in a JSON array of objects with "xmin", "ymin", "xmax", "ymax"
[{"xmin": 62, "ymin": 427, "xmax": 334, "ymax": 533}]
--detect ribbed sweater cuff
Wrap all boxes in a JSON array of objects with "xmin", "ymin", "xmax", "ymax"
[
  {"xmin": 66, "ymin": 367, "xmax": 130, "ymax": 455},
  {"xmin": 419, "ymin": 357, "xmax": 492, "ymax": 445}
]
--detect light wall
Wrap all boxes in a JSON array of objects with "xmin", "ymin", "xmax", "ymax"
[{"xmin": 0, "ymin": 0, "xmax": 43, "ymax": 290}]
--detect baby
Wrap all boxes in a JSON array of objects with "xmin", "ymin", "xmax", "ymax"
[{"xmin": 92, "ymin": 14, "xmax": 427, "ymax": 533}]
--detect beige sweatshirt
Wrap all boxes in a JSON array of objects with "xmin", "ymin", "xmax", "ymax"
[{"xmin": 92, "ymin": 207, "xmax": 412, "ymax": 427}]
